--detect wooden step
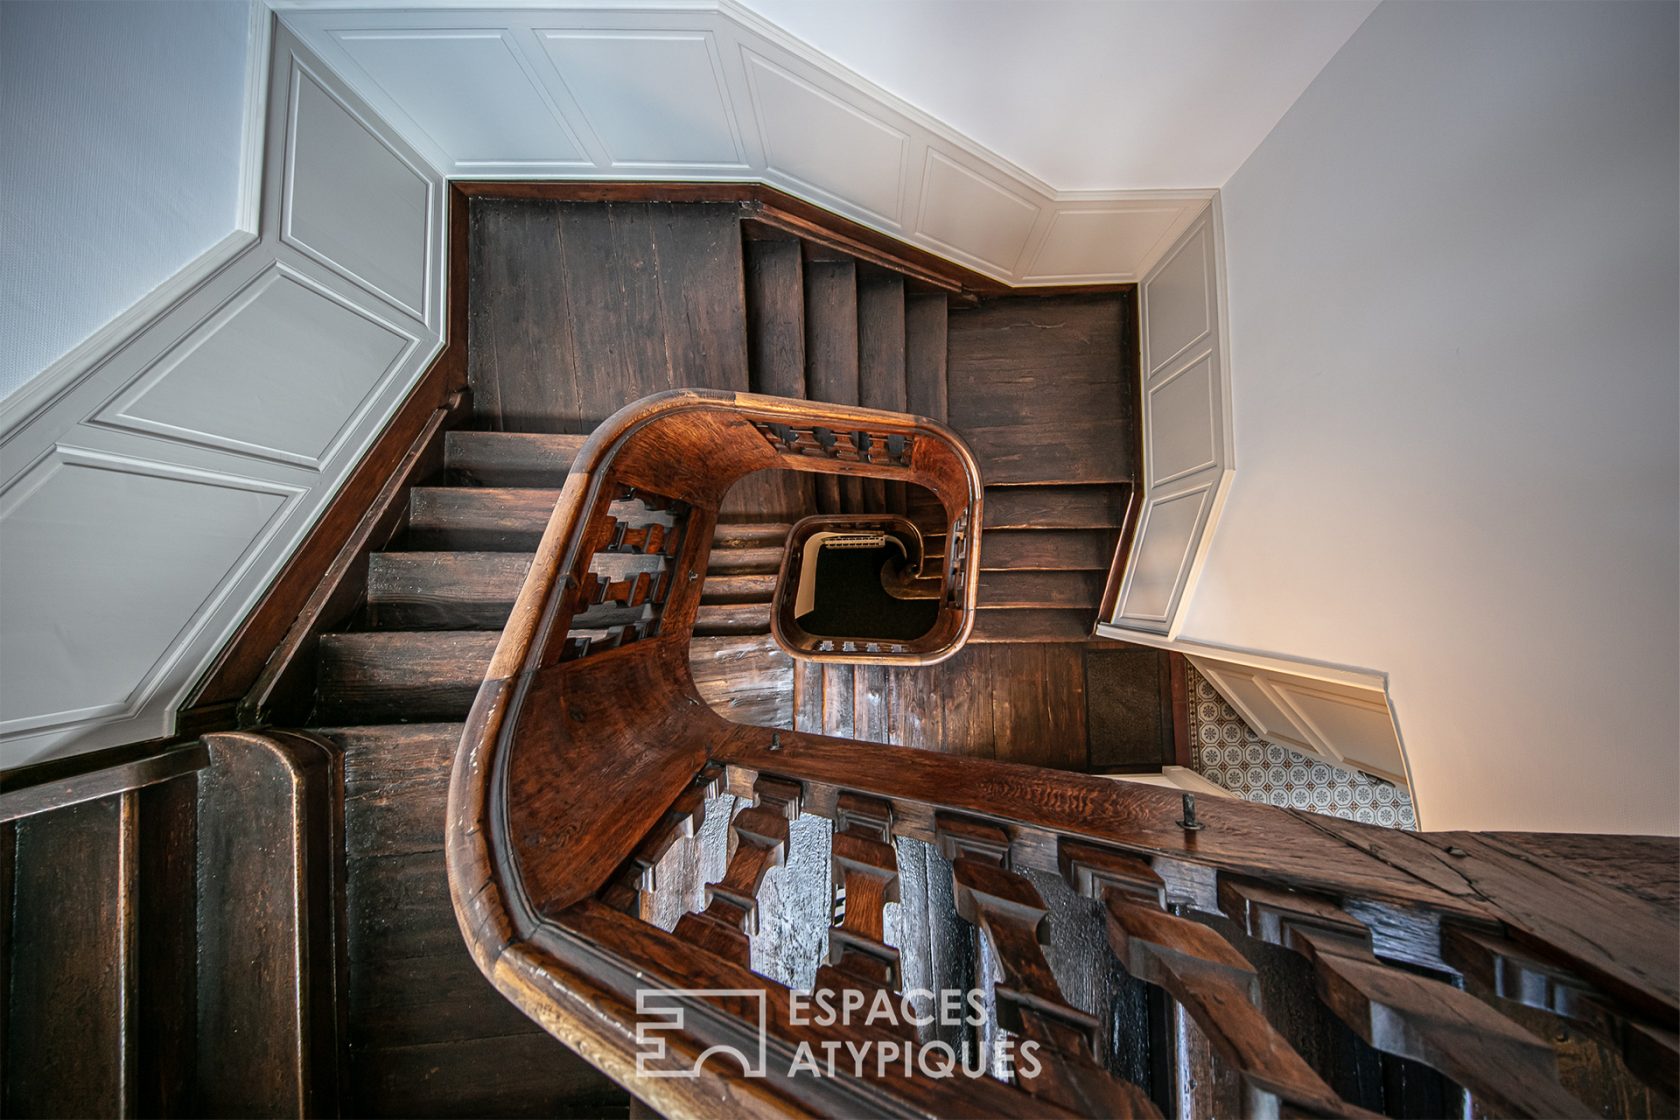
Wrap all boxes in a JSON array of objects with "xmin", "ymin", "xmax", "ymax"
[
  {"xmin": 983, "ymin": 484, "xmax": 1128, "ymax": 531},
  {"xmin": 408, "ymin": 490, "xmax": 789, "ymax": 556},
  {"xmin": 948, "ymin": 296, "xmax": 1134, "ymax": 486},
  {"xmin": 804, "ymin": 259, "xmax": 859, "ymax": 513},
  {"xmin": 313, "ymin": 631, "xmax": 498, "ymax": 724},
  {"xmin": 744, "ymin": 238, "xmax": 806, "ymax": 399},
  {"xmin": 5, "ymin": 796, "xmax": 137, "ymax": 1117},
  {"xmin": 969, "ymin": 608, "xmax": 1094, "ymax": 643},
  {"xmin": 713, "ymin": 522, "xmax": 792, "ymax": 549},
  {"xmin": 858, "ymin": 271, "xmax": 907, "ymax": 513},
  {"xmin": 905, "ymin": 292, "xmax": 949, "ymax": 423},
  {"xmin": 694, "ymin": 601, "xmax": 772, "ymax": 637},
  {"xmin": 705, "ymin": 546, "xmax": 784, "ymax": 575},
  {"xmin": 305, "ymin": 721, "xmax": 614, "ymax": 1114},
  {"xmin": 366, "ymin": 552, "xmax": 529, "ymax": 629},
  {"xmin": 368, "ymin": 548, "xmax": 777, "ymax": 630},
  {"xmin": 317, "ymin": 722, "xmax": 463, "ymax": 860},
  {"xmin": 700, "ymin": 572, "xmax": 777, "ymax": 604},
  {"xmin": 980, "ymin": 529, "xmax": 1116, "ymax": 571},
  {"xmin": 445, "ymin": 431, "xmax": 586, "ymax": 487},
  {"xmin": 406, "ymin": 488, "xmax": 558, "ymax": 550},
  {"xmin": 976, "ymin": 569, "xmax": 1107, "ymax": 610}
]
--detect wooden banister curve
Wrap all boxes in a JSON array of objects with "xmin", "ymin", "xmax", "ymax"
[{"xmin": 449, "ymin": 391, "xmax": 1678, "ymax": 1118}]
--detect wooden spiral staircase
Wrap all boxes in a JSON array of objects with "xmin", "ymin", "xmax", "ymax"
[
  {"xmin": 1, "ymin": 191, "xmax": 1674, "ymax": 1119},
  {"xmin": 447, "ymin": 387, "xmax": 1679, "ymax": 1120}
]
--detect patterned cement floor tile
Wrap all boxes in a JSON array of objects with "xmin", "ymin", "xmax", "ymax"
[{"xmin": 1186, "ymin": 664, "xmax": 1417, "ymax": 830}]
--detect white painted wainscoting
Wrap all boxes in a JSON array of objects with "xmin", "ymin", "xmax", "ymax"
[
  {"xmin": 273, "ymin": 0, "xmax": 1212, "ymax": 285},
  {"xmin": 1108, "ymin": 207, "xmax": 1233, "ymax": 634},
  {"xmin": 0, "ymin": 22, "xmax": 445, "ymax": 767}
]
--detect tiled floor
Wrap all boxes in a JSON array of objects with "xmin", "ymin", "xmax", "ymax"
[{"xmin": 1186, "ymin": 664, "xmax": 1417, "ymax": 830}]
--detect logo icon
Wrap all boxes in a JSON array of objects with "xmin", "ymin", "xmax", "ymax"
[{"xmin": 635, "ymin": 988, "xmax": 769, "ymax": 1078}]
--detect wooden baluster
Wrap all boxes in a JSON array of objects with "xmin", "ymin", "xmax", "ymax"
[
  {"xmin": 813, "ymin": 793, "xmax": 903, "ymax": 995},
  {"xmin": 1219, "ymin": 878, "xmax": 1594, "ymax": 1118},
  {"xmin": 601, "ymin": 765, "xmax": 724, "ymax": 917},
  {"xmin": 1059, "ymin": 841, "xmax": 1373, "ymax": 1119},
  {"xmin": 1443, "ymin": 925, "xmax": 1679, "ymax": 1100},
  {"xmin": 672, "ymin": 777, "xmax": 799, "ymax": 966},
  {"xmin": 935, "ymin": 814, "xmax": 1160, "ymax": 1118}
]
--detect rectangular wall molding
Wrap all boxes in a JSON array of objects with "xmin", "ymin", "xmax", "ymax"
[
  {"xmin": 1110, "ymin": 206, "xmax": 1234, "ymax": 634},
  {"xmin": 274, "ymin": 0, "xmax": 1214, "ymax": 285},
  {"xmin": 0, "ymin": 17, "xmax": 446, "ymax": 767}
]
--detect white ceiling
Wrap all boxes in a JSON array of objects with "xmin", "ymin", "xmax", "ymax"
[{"xmin": 736, "ymin": 0, "xmax": 1379, "ymax": 191}]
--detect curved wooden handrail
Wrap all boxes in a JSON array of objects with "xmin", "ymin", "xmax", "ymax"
[
  {"xmin": 448, "ymin": 390, "xmax": 1008, "ymax": 1115},
  {"xmin": 448, "ymin": 391, "xmax": 1679, "ymax": 1119}
]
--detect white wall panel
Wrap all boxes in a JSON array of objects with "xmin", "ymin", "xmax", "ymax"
[
  {"xmin": 0, "ymin": 21, "xmax": 445, "ymax": 767},
  {"xmin": 1143, "ymin": 222, "xmax": 1213, "ymax": 376},
  {"xmin": 1115, "ymin": 484, "xmax": 1214, "ymax": 625},
  {"xmin": 538, "ymin": 30, "xmax": 744, "ymax": 168},
  {"xmin": 334, "ymin": 29, "xmax": 590, "ymax": 168},
  {"xmin": 743, "ymin": 49, "xmax": 906, "ymax": 224},
  {"xmin": 915, "ymin": 150, "xmax": 1039, "ymax": 273},
  {"xmin": 284, "ymin": 63, "xmax": 432, "ymax": 320},
  {"xmin": 275, "ymin": 3, "xmax": 1214, "ymax": 285},
  {"xmin": 1022, "ymin": 206, "xmax": 1185, "ymax": 283},
  {"xmin": 1146, "ymin": 355, "xmax": 1218, "ymax": 487},
  {"xmin": 0, "ymin": 450, "xmax": 295, "ymax": 737},
  {"xmin": 1112, "ymin": 209, "xmax": 1232, "ymax": 633},
  {"xmin": 1189, "ymin": 654, "xmax": 1409, "ymax": 787},
  {"xmin": 93, "ymin": 265, "xmax": 414, "ymax": 468}
]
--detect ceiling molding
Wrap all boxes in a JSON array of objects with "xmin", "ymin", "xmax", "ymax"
[{"xmin": 271, "ymin": 0, "xmax": 1214, "ymax": 284}]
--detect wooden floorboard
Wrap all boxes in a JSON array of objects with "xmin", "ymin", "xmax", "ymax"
[
  {"xmin": 947, "ymin": 294, "xmax": 1134, "ymax": 486},
  {"xmin": 312, "ymin": 717, "xmax": 621, "ymax": 1115},
  {"xmin": 468, "ymin": 200, "xmax": 748, "ymax": 432}
]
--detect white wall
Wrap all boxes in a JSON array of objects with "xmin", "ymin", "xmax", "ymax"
[
  {"xmin": 1184, "ymin": 0, "xmax": 1679, "ymax": 833},
  {"xmin": 275, "ymin": 1, "xmax": 1212, "ymax": 285},
  {"xmin": 0, "ymin": 20, "xmax": 445, "ymax": 768},
  {"xmin": 0, "ymin": 0, "xmax": 254, "ymax": 401}
]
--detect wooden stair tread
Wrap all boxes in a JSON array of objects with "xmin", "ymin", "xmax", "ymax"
[
  {"xmin": 976, "ymin": 569, "xmax": 1106, "ymax": 610},
  {"xmin": 367, "ymin": 552, "xmax": 530, "ymax": 629},
  {"xmin": 313, "ymin": 722, "xmax": 463, "ymax": 860},
  {"xmin": 700, "ymin": 572, "xmax": 777, "ymax": 603},
  {"xmin": 406, "ymin": 487, "xmax": 559, "ymax": 550},
  {"xmin": 984, "ymin": 484, "xmax": 1128, "ymax": 530},
  {"xmin": 706, "ymin": 546, "xmax": 785, "ymax": 575},
  {"xmin": 744, "ymin": 238, "xmax": 806, "ymax": 400},
  {"xmin": 367, "ymin": 551, "xmax": 776, "ymax": 630},
  {"xmin": 409, "ymin": 491, "xmax": 788, "ymax": 555},
  {"xmin": 712, "ymin": 522, "xmax": 792, "ymax": 548},
  {"xmin": 313, "ymin": 631, "xmax": 498, "ymax": 723},
  {"xmin": 969, "ymin": 608, "xmax": 1094, "ymax": 643},
  {"xmin": 694, "ymin": 601, "xmax": 772, "ymax": 637},
  {"xmin": 905, "ymin": 292, "xmax": 948, "ymax": 423},
  {"xmin": 980, "ymin": 529, "xmax": 1117, "ymax": 571},
  {"xmin": 445, "ymin": 430, "xmax": 586, "ymax": 486}
]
